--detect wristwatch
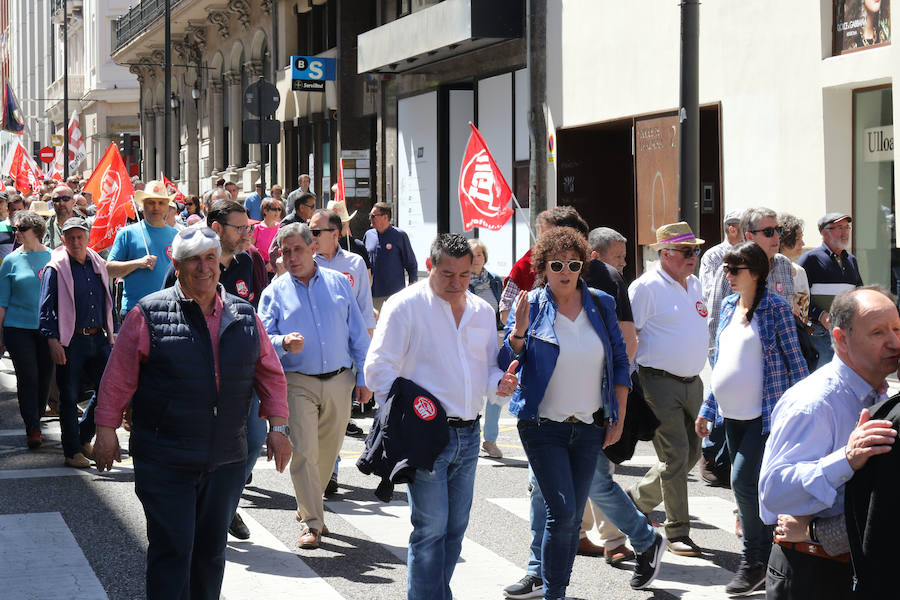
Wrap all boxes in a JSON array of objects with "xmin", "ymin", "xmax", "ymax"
[{"xmin": 269, "ymin": 424, "xmax": 291, "ymax": 437}]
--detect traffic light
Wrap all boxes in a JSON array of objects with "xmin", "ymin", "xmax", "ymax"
[{"xmin": 118, "ymin": 133, "xmax": 131, "ymax": 157}]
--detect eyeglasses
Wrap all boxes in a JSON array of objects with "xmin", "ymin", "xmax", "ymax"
[
  {"xmin": 178, "ymin": 227, "xmax": 218, "ymax": 240},
  {"xmin": 722, "ymin": 265, "xmax": 751, "ymax": 276},
  {"xmin": 264, "ymin": 205, "xmax": 282, "ymax": 212},
  {"xmin": 824, "ymin": 225, "xmax": 852, "ymax": 232},
  {"xmin": 748, "ymin": 226, "xmax": 782, "ymax": 238},
  {"xmin": 51, "ymin": 196, "xmax": 73, "ymax": 203},
  {"xmin": 548, "ymin": 260, "xmax": 584, "ymax": 273},
  {"xmin": 302, "ymin": 202, "xmax": 316, "ymax": 209},
  {"xmin": 11, "ymin": 225, "xmax": 31, "ymax": 232},
  {"xmin": 221, "ymin": 222, "xmax": 253, "ymax": 235},
  {"xmin": 369, "ymin": 212, "xmax": 385, "ymax": 219},
  {"xmin": 666, "ymin": 247, "xmax": 702, "ymax": 258},
  {"xmin": 184, "ymin": 202, "xmax": 195, "ymax": 207},
  {"xmin": 310, "ymin": 228, "xmax": 336, "ymax": 237}
]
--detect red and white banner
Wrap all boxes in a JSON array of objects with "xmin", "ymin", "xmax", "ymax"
[
  {"xmin": 457, "ymin": 123, "xmax": 514, "ymax": 231},
  {"xmin": 161, "ymin": 173, "xmax": 184, "ymax": 204},
  {"xmin": 84, "ymin": 143, "xmax": 135, "ymax": 252},
  {"xmin": 334, "ymin": 157, "xmax": 346, "ymax": 204},
  {"xmin": 1, "ymin": 141, "xmax": 44, "ymax": 194},
  {"xmin": 67, "ymin": 111, "xmax": 85, "ymax": 172}
]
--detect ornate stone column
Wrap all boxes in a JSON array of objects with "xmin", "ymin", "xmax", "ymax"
[
  {"xmin": 143, "ymin": 109, "xmax": 157, "ymax": 180},
  {"xmin": 154, "ymin": 106, "xmax": 165, "ymax": 180},
  {"xmin": 210, "ymin": 79, "xmax": 224, "ymax": 174},
  {"xmin": 225, "ymin": 71, "xmax": 242, "ymax": 170}
]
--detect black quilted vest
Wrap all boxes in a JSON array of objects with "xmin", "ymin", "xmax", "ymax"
[{"xmin": 129, "ymin": 286, "xmax": 260, "ymax": 470}]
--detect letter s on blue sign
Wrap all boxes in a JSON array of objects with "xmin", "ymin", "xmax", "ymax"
[{"xmin": 308, "ymin": 60, "xmax": 324, "ymax": 80}]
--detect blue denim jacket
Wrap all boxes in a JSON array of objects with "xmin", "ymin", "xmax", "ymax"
[{"xmin": 498, "ymin": 283, "xmax": 632, "ymax": 424}]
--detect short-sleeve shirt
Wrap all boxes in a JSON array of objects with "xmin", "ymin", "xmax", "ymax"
[
  {"xmin": 108, "ymin": 221, "xmax": 178, "ymax": 313},
  {"xmin": 585, "ymin": 259, "xmax": 633, "ymax": 323},
  {"xmin": 0, "ymin": 248, "xmax": 52, "ymax": 329}
]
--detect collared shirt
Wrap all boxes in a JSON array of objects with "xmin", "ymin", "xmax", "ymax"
[
  {"xmin": 164, "ymin": 251, "xmax": 260, "ymax": 307},
  {"xmin": 707, "ymin": 253, "xmax": 794, "ymax": 352},
  {"xmin": 258, "ymin": 265, "xmax": 370, "ymax": 386},
  {"xmin": 758, "ymin": 355, "xmax": 887, "ymax": 525},
  {"xmin": 94, "ymin": 284, "xmax": 288, "ymax": 428},
  {"xmin": 315, "ymin": 248, "xmax": 375, "ymax": 329},
  {"xmin": 42, "ymin": 212, "xmax": 90, "ymax": 250},
  {"xmin": 364, "ymin": 280, "xmax": 505, "ymax": 420},
  {"xmin": 243, "ymin": 191, "xmax": 267, "ymax": 221},
  {"xmin": 798, "ymin": 243, "xmax": 863, "ymax": 322},
  {"xmin": 699, "ymin": 239, "xmax": 732, "ymax": 304},
  {"xmin": 628, "ymin": 266, "xmax": 708, "ymax": 377},
  {"xmin": 39, "ymin": 257, "xmax": 106, "ymax": 339}
]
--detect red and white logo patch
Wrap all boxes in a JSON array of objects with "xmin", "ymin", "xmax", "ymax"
[
  {"xmin": 696, "ymin": 301, "xmax": 708, "ymax": 318},
  {"xmin": 775, "ymin": 281, "xmax": 784, "ymax": 294},
  {"xmin": 343, "ymin": 272, "xmax": 355, "ymax": 287},
  {"xmin": 235, "ymin": 280, "xmax": 249, "ymax": 297},
  {"xmin": 37, "ymin": 267, "xmax": 45, "ymax": 280},
  {"xmin": 165, "ymin": 245, "xmax": 173, "ymax": 259},
  {"xmin": 413, "ymin": 396, "xmax": 437, "ymax": 421},
  {"xmin": 385, "ymin": 243, "xmax": 393, "ymax": 251}
]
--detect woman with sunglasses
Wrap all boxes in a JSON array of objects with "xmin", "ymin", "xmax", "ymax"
[
  {"xmin": 695, "ymin": 241, "xmax": 808, "ymax": 595},
  {"xmin": 179, "ymin": 194, "xmax": 203, "ymax": 220},
  {"xmin": 0, "ymin": 210, "xmax": 53, "ymax": 449},
  {"xmin": 251, "ymin": 197, "xmax": 284, "ymax": 271},
  {"xmin": 500, "ymin": 227, "xmax": 636, "ymax": 599}
]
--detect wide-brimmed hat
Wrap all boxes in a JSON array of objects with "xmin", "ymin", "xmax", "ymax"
[
  {"xmin": 649, "ymin": 222, "xmax": 705, "ymax": 250},
  {"xmin": 134, "ymin": 180, "xmax": 176, "ymax": 209},
  {"xmin": 31, "ymin": 200, "xmax": 53, "ymax": 217},
  {"xmin": 326, "ymin": 199, "xmax": 357, "ymax": 223}
]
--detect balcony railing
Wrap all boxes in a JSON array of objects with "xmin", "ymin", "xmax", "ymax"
[{"xmin": 113, "ymin": 0, "xmax": 186, "ymax": 52}]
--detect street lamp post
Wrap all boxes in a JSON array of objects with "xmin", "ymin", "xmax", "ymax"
[{"xmin": 62, "ymin": 0, "xmax": 69, "ymax": 179}]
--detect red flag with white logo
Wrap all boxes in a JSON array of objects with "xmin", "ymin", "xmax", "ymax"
[
  {"xmin": 161, "ymin": 173, "xmax": 184, "ymax": 203},
  {"xmin": 334, "ymin": 157, "xmax": 346, "ymax": 204},
  {"xmin": 457, "ymin": 123, "xmax": 514, "ymax": 231},
  {"xmin": 67, "ymin": 111, "xmax": 86, "ymax": 172},
  {"xmin": 1, "ymin": 142, "xmax": 43, "ymax": 194},
  {"xmin": 84, "ymin": 143, "xmax": 136, "ymax": 251}
]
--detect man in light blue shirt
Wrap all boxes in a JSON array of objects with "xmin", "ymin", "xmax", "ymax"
[
  {"xmin": 759, "ymin": 286, "xmax": 900, "ymax": 600},
  {"xmin": 243, "ymin": 181, "xmax": 268, "ymax": 221},
  {"xmin": 258, "ymin": 222, "xmax": 371, "ymax": 550}
]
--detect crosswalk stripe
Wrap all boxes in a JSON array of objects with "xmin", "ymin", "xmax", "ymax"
[
  {"xmin": 222, "ymin": 510, "xmax": 345, "ymax": 599},
  {"xmin": 325, "ymin": 499, "xmax": 523, "ymax": 600},
  {"xmin": 0, "ymin": 512, "xmax": 108, "ymax": 599}
]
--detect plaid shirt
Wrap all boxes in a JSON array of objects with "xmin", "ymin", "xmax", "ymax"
[
  {"xmin": 707, "ymin": 253, "xmax": 794, "ymax": 353},
  {"xmin": 700, "ymin": 289, "xmax": 809, "ymax": 434},
  {"xmin": 498, "ymin": 278, "xmax": 521, "ymax": 313}
]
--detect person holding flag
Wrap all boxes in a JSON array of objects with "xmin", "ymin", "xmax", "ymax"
[{"xmin": 106, "ymin": 180, "xmax": 178, "ymax": 318}]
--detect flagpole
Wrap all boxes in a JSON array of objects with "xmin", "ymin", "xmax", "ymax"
[
  {"xmin": 63, "ymin": 0, "xmax": 69, "ymax": 179},
  {"xmin": 131, "ymin": 198, "xmax": 152, "ymax": 255},
  {"xmin": 510, "ymin": 193, "xmax": 536, "ymax": 244}
]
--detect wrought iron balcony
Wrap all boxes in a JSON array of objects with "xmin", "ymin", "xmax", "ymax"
[{"xmin": 113, "ymin": 0, "xmax": 186, "ymax": 53}]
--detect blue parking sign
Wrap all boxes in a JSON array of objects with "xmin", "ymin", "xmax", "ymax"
[{"xmin": 291, "ymin": 56, "xmax": 337, "ymax": 91}]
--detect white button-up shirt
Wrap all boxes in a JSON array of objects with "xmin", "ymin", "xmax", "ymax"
[{"xmin": 364, "ymin": 279, "xmax": 504, "ymax": 419}]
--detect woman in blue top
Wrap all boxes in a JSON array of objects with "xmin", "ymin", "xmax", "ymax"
[
  {"xmin": 696, "ymin": 241, "xmax": 808, "ymax": 595},
  {"xmin": 499, "ymin": 227, "xmax": 632, "ymax": 600},
  {"xmin": 0, "ymin": 210, "xmax": 53, "ymax": 449}
]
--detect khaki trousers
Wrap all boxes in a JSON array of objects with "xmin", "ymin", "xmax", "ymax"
[
  {"xmin": 286, "ymin": 370, "xmax": 355, "ymax": 531},
  {"xmin": 630, "ymin": 366, "xmax": 703, "ymax": 538}
]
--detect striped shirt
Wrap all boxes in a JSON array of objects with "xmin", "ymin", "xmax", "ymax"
[{"xmin": 798, "ymin": 243, "xmax": 863, "ymax": 323}]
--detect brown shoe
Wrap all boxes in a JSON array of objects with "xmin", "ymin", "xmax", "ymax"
[
  {"xmin": 26, "ymin": 428, "xmax": 43, "ymax": 450},
  {"xmin": 481, "ymin": 441, "xmax": 503, "ymax": 459},
  {"xmin": 576, "ymin": 536, "xmax": 605, "ymax": 557},
  {"xmin": 65, "ymin": 452, "xmax": 91, "ymax": 468},
  {"xmin": 298, "ymin": 528, "xmax": 321, "ymax": 549},
  {"xmin": 604, "ymin": 544, "xmax": 636, "ymax": 565},
  {"xmin": 81, "ymin": 443, "xmax": 94, "ymax": 460}
]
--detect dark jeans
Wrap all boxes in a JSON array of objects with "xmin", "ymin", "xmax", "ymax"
[
  {"xmin": 56, "ymin": 332, "xmax": 110, "ymax": 457},
  {"xmin": 243, "ymin": 391, "xmax": 267, "ymax": 484},
  {"xmin": 810, "ymin": 322, "xmax": 834, "ymax": 369},
  {"xmin": 766, "ymin": 543, "xmax": 854, "ymax": 600},
  {"xmin": 3, "ymin": 326, "xmax": 54, "ymax": 431},
  {"xmin": 134, "ymin": 457, "xmax": 247, "ymax": 600},
  {"xmin": 724, "ymin": 417, "xmax": 771, "ymax": 566},
  {"xmin": 702, "ymin": 417, "xmax": 731, "ymax": 476},
  {"xmin": 518, "ymin": 419, "xmax": 605, "ymax": 600}
]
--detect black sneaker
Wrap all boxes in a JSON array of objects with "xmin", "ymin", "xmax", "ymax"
[
  {"xmin": 228, "ymin": 512, "xmax": 250, "ymax": 540},
  {"xmin": 346, "ymin": 420, "xmax": 364, "ymax": 436},
  {"xmin": 324, "ymin": 472, "xmax": 339, "ymax": 496},
  {"xmin": 630, "ymin": 532, "xmax": 665, "ymax": 590},
  {"xmin": 725, "ymin": 561, "xmax": 766, "ymax": 596},
  {"xmin": 502, "ymin": 574, "xmax": 543, "ymax": 599}
]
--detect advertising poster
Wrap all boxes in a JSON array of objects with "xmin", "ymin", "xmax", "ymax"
[{"xmin": 834, "ymin": 0, "xmax": 891, "ymax": 54}]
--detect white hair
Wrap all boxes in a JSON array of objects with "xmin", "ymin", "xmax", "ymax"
[{"xmin": 171, "ymin": 226, "xmax": 221, "ymax": 261}]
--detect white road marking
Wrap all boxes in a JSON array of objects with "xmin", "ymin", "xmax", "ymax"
[
  {"xmin": 222, "ymin": 510, "xmax": 345, "ymax": 599},
  {"xmin": 0, "ymin": 512, "xmax": 108, "ymax": 599},
  {"xmin": 326, "ymin": 498, "xmax": 523, "ymax": 600}
]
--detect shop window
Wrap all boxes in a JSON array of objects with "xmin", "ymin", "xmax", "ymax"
[{"xmin": 833, "ymin": 0, "xmax": 892, "ymax": 55}]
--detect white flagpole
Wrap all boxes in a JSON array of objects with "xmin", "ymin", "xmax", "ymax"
[
  {"xmin": 130, "ymin": 197, "xmax": 152, "ymax": 255},
  {"xmin": 510, "ymin": 193, "xmax": 536, "ymax": 244}
]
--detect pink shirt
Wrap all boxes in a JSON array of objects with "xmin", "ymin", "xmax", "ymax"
[
  {"xmin": 95, "ymin": 293, "xmax": 288, "ymax": 428},
  {"xmin": 253, "ymin": 223, "xmax": 279, "ymax": 263}
]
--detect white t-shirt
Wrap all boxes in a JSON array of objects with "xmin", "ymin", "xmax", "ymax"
[
  {"xmin": 710, "ymin": 314, "xmax": 764, "ymax": 420},
  {"xmin": 629, "ymin": 267, "xmax": 708, "ymax": 377},
  {"xmin": 539, "ymin": 309, "xmax": 605, "ymax": 423}
]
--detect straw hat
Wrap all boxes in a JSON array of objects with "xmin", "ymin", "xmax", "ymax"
[
  {"xmin": 30, "ymin": 200, "xmax": 53, "ymax": 217},
  {"xmin": 326, "ymin": 199, "xmax": 357, "ymax": 223},
  {"xmin": 134, "ymin": 180, "xmax": 176, "ymax": 209},
  {"xmin": 649, "ymin": 222, "xmax": 704, "ymax": 250}
]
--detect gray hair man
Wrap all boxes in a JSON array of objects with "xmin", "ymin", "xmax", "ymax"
[{"xmin": 588, "ymin": 227, "xmax": 628, "ymax": 275}]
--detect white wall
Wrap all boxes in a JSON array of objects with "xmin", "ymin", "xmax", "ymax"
[{"xmin": 397, "ymin": 91, "xmax": 438, "ymax": 269}]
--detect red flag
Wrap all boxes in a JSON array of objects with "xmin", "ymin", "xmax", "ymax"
[
  {"xmin": 84, "ymin": 143, "xmax": 136, "ymax": 251},
  {"xmin": 334, "ymin": 158, "xmax": 346, "ymax": 204},
  {"xmin": 457, "ymin": 123, "xmax": 514, "ymax": 231},
  {"xmin": 162, "ymin": 173, "xmax": 184, "ymax": 204},
  {"xmin": 1, "ymin": 142, "xmax": 42, "ymax": 194}
]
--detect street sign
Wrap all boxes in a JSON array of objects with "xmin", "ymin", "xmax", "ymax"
[
  {"xmin": 291, "ymin": 55, "xmax": 337, "ymax": 92},
  {"xmin": 39, "ymin": 146, "xmax": 55, "ymax": 164},
  {"xmin": 243, "ymin": 119, "xmax": 281, "ymax": 145},
  {"xmin": 244, "ymin": 78, "xmax": 280, "ymax": 117}
]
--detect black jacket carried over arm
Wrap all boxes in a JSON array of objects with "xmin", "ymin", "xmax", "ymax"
[
  {"xmin": 845, "ymin": 392, "xmax": 900, "ymax": 596},
  {"xmin": 356, "ymin": 377, "xmax": 450, "ymax": 502}
]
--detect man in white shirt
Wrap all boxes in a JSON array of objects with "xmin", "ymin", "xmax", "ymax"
[
  {"xmin": 364, "ymin": 233, "xmax": 518, "ymax": 600},
  {"xmin": 699, "ymin": 210, "xmax": 743, "ymax": 303},
  {"xmin": 628, "ymin": 222, "xmax": 709, "ymax": 557}
]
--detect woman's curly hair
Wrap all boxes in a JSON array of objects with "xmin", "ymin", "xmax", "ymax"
[{"xmin": 531, "ymin": 226, "xmax": 588, "ymax": 285}]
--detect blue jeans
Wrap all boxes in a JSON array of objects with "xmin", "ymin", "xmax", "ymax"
[
  {"xmin": 518, "ymin": 420, "xmax": 605, "ymax": 600},
  {"xmin": 134, "ymin": 457, "xmax": 246, "ymax": 600},
  {"xmin": 243, "ymin": 392, "xmax": 267, "ymax": 484},
  {"xmin": 55, "ymin": 332, "xmax": 110, "ymax": 457},
  {"xmin": 724, "ymin": 417, "xmax": 772, "ymax": 566},
  {"xmin": 406, "ymin": 423, "xmax": 480, "ymax": 600},
  {"xmin": 482, "ymin": 400, "xmax": 503, "ymax": 442},
  {"xmin": 810, "ymin": 322, "xmax": 834, "ymax": 369}
]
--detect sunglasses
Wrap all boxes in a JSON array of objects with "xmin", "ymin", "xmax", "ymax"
[
  {"xmin": 548, "ymin": 260, "xmax": 584, "ymax": 273},
  {"xmin": 11, "ymin": 225, "xmax": 31, "ymax": 232},
  {"xmin": 310, "ymin": 228, "xmax": 336, "ymax": 237},
  {"xmin": 667, "ymin": 247, "xmax": 702, "ymax": 258},
  {"xmin": 748, "ymin": 226, "xmax": 782, "ymax": 238},
  {"xmin": 369, "ymin": 212, "xmax": 385, "ymax": 218},
  {"xmin": 51, "ymin": 196, "xmax": 73, "ymax": 203},
  {"xmin": 722, "ymin": 265, "xmax": 751, "ymax": 276},
  {"xmin": 178, "ymin": 227, "xmax": 218, "ymax": 241}
]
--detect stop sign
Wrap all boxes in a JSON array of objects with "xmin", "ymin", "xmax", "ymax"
[{"xmin": 39, "ymin": 146, "xmax": 55, "ymax": 164}]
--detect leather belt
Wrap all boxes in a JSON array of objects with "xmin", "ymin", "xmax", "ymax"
[
  {"xmin": 301, "ymin": 366, "xmax": 349, "ymax": 380},
  {"xmin": 74, "ymin": 327, "xmax": 101, "ymax": 335},
  {"xmin": 447, "ymin": 415, "xmax": 481, "ymax": 428},
  {"xmin": 640, "ymin": 365, "xmax": 698, "ymax": 384},
  {"xmin": 776, "ymin": 540, "xmax": 851, "ymax": 564},
  {"xmin": 540, "ymin": 416, "xmax": 582, "ymax": 424}
]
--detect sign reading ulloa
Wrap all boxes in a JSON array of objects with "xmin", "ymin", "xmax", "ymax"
[{"xmin": 864, "ymin": 125, "xmax": 894, "ymax": 162}]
